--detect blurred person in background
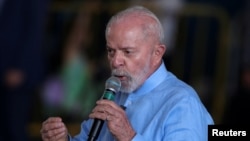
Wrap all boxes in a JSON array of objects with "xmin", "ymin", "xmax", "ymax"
[
  {"xmin": 0, "ymin": 0, "xmax": 49, "ymax": 140},
  {"xmin": 40, "ymin": 5, "xmax": 213, "ymax": 141},
  {"xmin": 41, "ymin": 8, "xmax": 101, "ymax": 120}
]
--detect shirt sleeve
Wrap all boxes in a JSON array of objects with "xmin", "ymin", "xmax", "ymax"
[{"xmin": 69, "ymin": 120, "xmax": 93, "ymax": 141}]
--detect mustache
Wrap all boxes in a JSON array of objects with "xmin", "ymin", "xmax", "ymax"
[{"xmin": 111, "ymin": 69, "xmax": 130, "ymax": 77}]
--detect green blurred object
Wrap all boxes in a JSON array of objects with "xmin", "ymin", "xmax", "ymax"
[{"xmin": 61, "ymin": 55, "xmax": 97, "ymax": 118}]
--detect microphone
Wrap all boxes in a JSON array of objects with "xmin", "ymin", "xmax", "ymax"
[{"xmin": 87, "ymin": 76, "xmax": 121, "ymax": 141}]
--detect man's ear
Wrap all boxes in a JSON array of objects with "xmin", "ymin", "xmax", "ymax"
[{"xmin": 154, "ymin": 44, "xmax": 166, "ymax": 58}]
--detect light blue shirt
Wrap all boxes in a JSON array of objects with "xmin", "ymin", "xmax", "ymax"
[{"xmin": 69, "ymin": 62, "xmax": 214, "ymax": 141}]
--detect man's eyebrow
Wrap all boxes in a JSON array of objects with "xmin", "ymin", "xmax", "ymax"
[
  {"xmin": 106, "ymin": 45, "xmax": 136, "ymax": 50},
  {"xmin": 121, "ymin": 47, "xmax": 134, "ymax": 51}
]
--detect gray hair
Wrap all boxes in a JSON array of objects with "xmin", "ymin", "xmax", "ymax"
[{"xmin": 105, "ymin": 5, "xmax": 165, "ymax": 44}]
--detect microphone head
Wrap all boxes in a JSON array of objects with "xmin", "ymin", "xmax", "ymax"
[{"xmin": 105, "ymin": 76, "xmax": 121, "ymax": 93}]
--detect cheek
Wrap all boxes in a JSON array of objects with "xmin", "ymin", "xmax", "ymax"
[{"xmin": 126, "ymin": 57, "xmax": 147, "ymax": 74}]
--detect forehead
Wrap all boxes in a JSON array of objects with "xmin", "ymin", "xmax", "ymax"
[{"xmin": 106, "ymin": 27, "xmax": 142, "ymax": 49}]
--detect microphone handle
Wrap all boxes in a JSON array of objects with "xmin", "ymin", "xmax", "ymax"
[
  {"xmin": 87, "ymin": 89, "xmax": 115, "ymax": 141},
  {"xmin": 87, "ymin": 119, "xmax": 104, "ymax": 141}
]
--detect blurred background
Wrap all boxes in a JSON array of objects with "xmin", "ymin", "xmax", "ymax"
[{"xmin": 0, "ymin": 0, "xmax": 249, "ymax": 141}]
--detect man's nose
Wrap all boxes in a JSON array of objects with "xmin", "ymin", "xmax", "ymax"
[{"xmin": 111, "ymin": 52, "xmax": 124, "ymax": 68}]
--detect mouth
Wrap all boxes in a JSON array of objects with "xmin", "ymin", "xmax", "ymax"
[{"xmin": 113, "ymin": 75, "xmax": 127, "ymax": 81}]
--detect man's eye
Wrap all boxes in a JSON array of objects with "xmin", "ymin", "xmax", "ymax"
[
  {"xmin": 125, "ymin": 51, "xmax": 130, "ymax": 54},
  {"xmin": 107, "ymin": 48, "xmax": 112, "ymax": 53},
  {"xmin": 124, "ymin": 50, "xmax": 132, "ymax": 55},
  {"xmin": 107, "ymin": 48, "xmax": 115, "ymax": 55}
]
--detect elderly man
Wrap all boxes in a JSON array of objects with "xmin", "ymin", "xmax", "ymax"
[{"xmin": 41, "ymin": 5, "xmax": 214, "ymax": 141}]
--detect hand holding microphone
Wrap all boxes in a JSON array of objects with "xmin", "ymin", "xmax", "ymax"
[
  {"xmin": 87, "ymin": 76, "xmax": 121, "ymax": 141},
  {"xmin": 88, "ymin": 76, "xmax": 135, "ymax": 141}
]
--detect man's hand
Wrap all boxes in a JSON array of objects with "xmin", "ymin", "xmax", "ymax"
[
  {"xmin": 89, "ymin": 100, "xmax": 136, "ymax": 141},
  {"xmin": 40, "ymin": 117, "xmax": 68, "ymax": 141}
]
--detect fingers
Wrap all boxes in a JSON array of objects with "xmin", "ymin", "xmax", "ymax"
[
  {"xmin": 88, "ymin": 100, "xmax": 135, "ymax": 141},
  {"xmin": 40, "ymin": 117, "xmax": 68, "ymax": 141},
  {"xmin": 41, "ymin": 117, "xmax": 63, "ymax": 133},
  {"xmin": 46, "ymin": 117, "xmax": 62, "ymax": 123},
  {"xmin": 89, "ymin": 100, "xmax": 124, "ymax": 121},
  {"xmin": 96, "ymin": 100, "xmax": 121, "ymax": 111}
]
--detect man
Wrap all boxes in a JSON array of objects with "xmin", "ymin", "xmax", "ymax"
[{"xmin": 40, "ymin": 5, "xmax": 214, "ymax": 141}]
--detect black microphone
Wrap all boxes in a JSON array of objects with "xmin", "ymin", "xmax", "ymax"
[{"xmin": 87, "ymin": 76, "xmax": 121, "ymax": 141}]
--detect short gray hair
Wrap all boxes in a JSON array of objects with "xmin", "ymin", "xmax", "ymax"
[{"xmin": 105, "ymin": 5, "xmax": 165, "ymax": 44}]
